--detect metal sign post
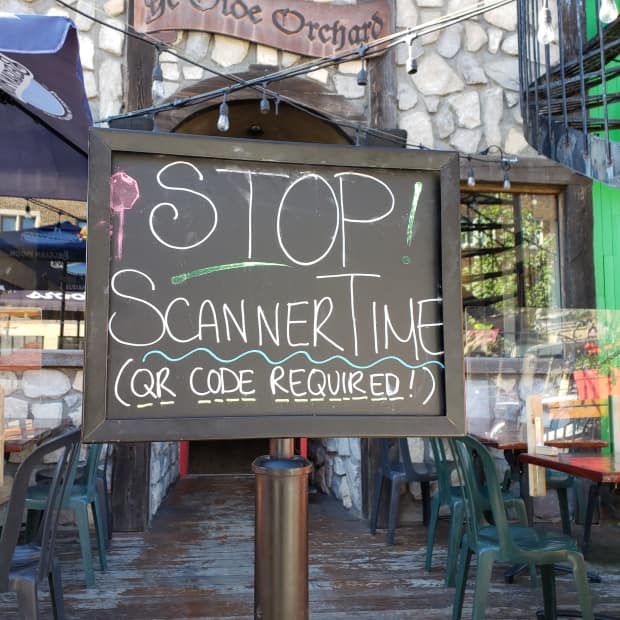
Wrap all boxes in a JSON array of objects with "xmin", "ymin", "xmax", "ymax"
[{"xmin": 253, "ymin": 438, "xmax": 312, "ymax": 620}]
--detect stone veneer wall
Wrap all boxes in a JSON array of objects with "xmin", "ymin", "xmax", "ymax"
[{"xmin": 9, "ymin": 0, "xmax": 552, "ymax": 515}]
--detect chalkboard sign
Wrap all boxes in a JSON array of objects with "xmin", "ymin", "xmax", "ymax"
[{"xmin": 83, "ymin": 129, "xmax": 464, "ymax": 441}]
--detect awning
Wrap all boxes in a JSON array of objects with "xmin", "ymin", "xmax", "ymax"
[{"xmin": 0, "ymin": 14, "xmax": 92, "ymax": 201}]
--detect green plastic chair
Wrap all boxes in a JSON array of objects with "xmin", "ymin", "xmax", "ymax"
[
  {"xmin": 449, "ymin": 435, "xmax": 593, "ymax": 620},
  {"xmin": 26, "ymin": 443, "xmax": 107, "ymax": 588},
  {"xmin": 425, "ymin": 437, "xmax": 532, "ymax": 588}
]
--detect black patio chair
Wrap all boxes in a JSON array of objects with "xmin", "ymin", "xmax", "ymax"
[
  {"xmin": 369, "ymin": 438, "xmax": 437, "ymax": 545},
  {"xmin": 0, "ymin": 427, "xmax": 81, "ymax": 619}
]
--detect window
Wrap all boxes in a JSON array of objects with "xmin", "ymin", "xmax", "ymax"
[
  {"xmin": 461, "ymin": 190, "xmax": 560, "ymax": 355},
  {"xmin": 1, "ymin": 215, "xmax": 17, "ymax": 231}
]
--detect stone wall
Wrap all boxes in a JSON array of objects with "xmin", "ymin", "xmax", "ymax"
[
  {"xmin": 150, "ymin": 441, "xmax": 180, "ymax": 518},
  {"xmin": 1, "ymin": 367, "xmax": 83, "ymax": 426}
]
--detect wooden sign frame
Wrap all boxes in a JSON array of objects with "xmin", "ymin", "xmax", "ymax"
[{"xmin": 83, "ymin": 129, "xmax": 465, "ymax": 441}]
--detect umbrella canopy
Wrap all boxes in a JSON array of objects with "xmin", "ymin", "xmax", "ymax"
[
  {"xmin": 0, "ymin": 14, "xmax": 92, "ymax": 200},
  {"xmin": 0, "ymin": 222, "xmax": 86, "ymax": 290}
]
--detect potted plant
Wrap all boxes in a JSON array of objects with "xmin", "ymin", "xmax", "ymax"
[{"xmin": 573, "ymin": 335, "xmax": 620, "ymax": 399}]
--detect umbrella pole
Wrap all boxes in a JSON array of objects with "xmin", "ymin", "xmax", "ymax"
[{"xmin": 59, "ymin": 261, "xmax": 67, "ymax": 349}]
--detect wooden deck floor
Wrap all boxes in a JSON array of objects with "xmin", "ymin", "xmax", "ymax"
[{"xmin": 2, "ymin": 475, "xmax": 620, "ymax": 619}]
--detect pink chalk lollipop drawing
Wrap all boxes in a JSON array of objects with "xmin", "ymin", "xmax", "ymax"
[{"xmin": 109, "ymin": 171, "xmax": 140, "ymax": 260}]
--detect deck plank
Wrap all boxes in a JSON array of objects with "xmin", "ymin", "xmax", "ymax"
[{"xmin": 0, "ymin": 474, "xmax": 619, "ymax": 618}]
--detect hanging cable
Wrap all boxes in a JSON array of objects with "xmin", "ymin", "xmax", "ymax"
[{"xmin": 55, "ymin": 0, "xmax": 515, "ymax": 125}]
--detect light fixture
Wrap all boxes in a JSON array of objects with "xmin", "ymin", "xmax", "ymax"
[
  {"xmin": 406, "ymin": 37, "xmax": 418, "ymax": 75},
  {"xmin": 356, "ymin": 45, "xmax": 368, "ymax": 86},
  {"xmin": 356, "ymin": 62, "xmax": 368, "ymax": 86},
  {"xmin": 502, "ymin": 161, "xmax": 512, "ymax": 190},
  {"xmin": 274, "ymin": 94, "xmax": 280, "ymax": 116},
  {"xmin": 25, "ymin": 202, "xmax": 31, "ymax": 214},
  {"xmin": 259, "ymin": 84, "xmax": 271, "ymax": 114},
  {"xmin": 599, "ymin": 0, "xmax": 619, "ymax": 23},
  {"xmin": 536, "ymin": 1, "xmax": 555, "ymax": 46},
  {"xmin": 466, "ymin": 156, "xmax": 476, "ymax": 187},
  {"xmin": 217, "ymin": 92, "xmax": 230, "ymax": 133},
  {"xmin": 151, "ymin": 47, "xmax": 165, "ymax": 101}
]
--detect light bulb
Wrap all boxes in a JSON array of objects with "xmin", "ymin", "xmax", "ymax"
[
  {"xmin": 536, "ymin": 5, "xmax": 555, "ymax": 45},
  {"xmin": 151, "ymin": 79, "xmax": 165, "ymax": 101},
  {"xmin": 407, "ymin": 38, "xmax": 418, "ymax": 75},
  {"xmin": 356, "ymin": 64, "xmax": 368, "ymax": 86},
  {"xmin": 503, "ymin": 170, "xmax": 511, "ymax": 190},
  {"xmin": 151, "ymin": 61, "xmax": 165, "ymax": 101},
  {"xmin": 599, "ymin": 0, "xmax": 618, "ymax": 23},
  {"xmin": 467, "ymin": 169, "xmax": 476, "ymax": 187},
  {"xmin": 217, "ymin": 100, "xmax": 229, "ymax": 132},
  {"xmin": 260, "ymin": 94, "xmax": 270, "ymax": 114}
]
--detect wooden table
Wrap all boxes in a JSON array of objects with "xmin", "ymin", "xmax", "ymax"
[
  {"xmin": 521, "ymin": 452, "xmax": 620, "ymax": 552},
  {"xmin": 472, "ymin": 432, "xmax": 608, "ymax": 527},
  {"xmin": 4, "ymin": 423, "xmax": 54, "ymax": 453}
]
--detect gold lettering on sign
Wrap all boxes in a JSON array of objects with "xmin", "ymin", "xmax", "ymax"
[{"xmin": 133, "ymin": 0, "xmax": 392, "ymax": 58}]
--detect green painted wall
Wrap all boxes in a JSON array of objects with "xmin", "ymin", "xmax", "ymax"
[
  {"xmin": 593, "ymin": 182, "xmax": 620, "ymax": 309},
  {"xmin": 586, "ymin": 2, "xmax": 620, "ymax": 310}
]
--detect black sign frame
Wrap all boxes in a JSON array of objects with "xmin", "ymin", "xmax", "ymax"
[{"xmin": 83, "ymin": 128, "xmax": 464, "ymax": 441}]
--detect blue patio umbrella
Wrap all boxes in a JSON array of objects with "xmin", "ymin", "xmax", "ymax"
[
  {"xmin": 0, "ymin": 14, "xmax": 92, "ymax": 201},
  {"xmin": 0, "ymin": 222, "xmax": 86, "ymax": 346}
]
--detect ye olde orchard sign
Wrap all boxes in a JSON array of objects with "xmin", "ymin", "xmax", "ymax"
[
  {"xmin": 132, "ymin": 0, "xmax": 392, "ymax": 58},
  {"xmin": 82, "ymin": 130, "xmax": 465, "ymax": 442}
]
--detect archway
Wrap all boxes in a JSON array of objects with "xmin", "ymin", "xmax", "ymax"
[{"xmin": 156, "ymin": 70, "xmax": 363, "ymax": 473}]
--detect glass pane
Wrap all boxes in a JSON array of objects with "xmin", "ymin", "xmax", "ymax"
[
  {"xmin": 1, "ymin": 215, "xmax": 17, "ymax": 232},
  {"xmin": 465, "ymin": 307, "xmax": 620, "ymax": 450},
  {"xmin": 21, "ymin": 217, "xmax": 36, "ymax": 229},
  {"xmin": 461, "ymin": 191, "xmax": 559, "ymax": 355}
]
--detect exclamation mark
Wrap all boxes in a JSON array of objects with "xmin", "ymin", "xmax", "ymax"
[
  {"xmin": 403, "ymin": 181, "xmax": 423, "ymax": 265},
  {"xmin": 409, "ymin": 369, "xmax": 415, "ymax": 398}
]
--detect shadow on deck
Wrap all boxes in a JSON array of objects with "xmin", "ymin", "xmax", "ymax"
[{"xmin": 1, "ymin": 474, "xmax": 620, "ymax": 618}]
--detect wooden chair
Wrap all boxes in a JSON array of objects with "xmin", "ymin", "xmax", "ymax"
[
  {"xmin": 0, "ymin": 427, "xmax": 81, "ymax": 619},
  {"xmin": 545, "ymin": 398, "xmax": 608, "ymax": 532}
]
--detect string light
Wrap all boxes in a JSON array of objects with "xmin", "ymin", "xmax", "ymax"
[
  {"xmin": 406, "ymin": 37, "xmax": 418, "ymax": 75},
  {"xmin": 599, "ymin": 0, "xmax": 619, "ymax": 24},
  {"xmin": 356, "ymin": 46, "xmax": 368, "ymax": 86},
  {"xmin": 536, "ymin": 0, "xmax": 555, "ymax": 46},
  {"xmin": 466, "ymin": 156, "xmax": 476, "ymax": 187},
  {"xmin": 151, "ymin": 47, "xmax": 165, "ymax": 101},
  {"xmin": 502, "ymin": 160, "xmax": 512, "ymax": 190},
  {"xmin": 466, "ymin": 146, "xmax": 518, "ymax": 191},
  {"xmin": 259, "ymin": 87, "xmax": 270, "ymax": 114},
  {"xmin": 216, "ymin": 92, "xmax": 230, "ymax": 132},
  {"xmin": 76, "ymin": 0, "xmax": 514, "ymax": 127}
]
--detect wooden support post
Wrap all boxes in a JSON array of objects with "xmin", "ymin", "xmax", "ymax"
[
  {"xmin": 111, "ymin": 442, "xmax": 150, "ymax": 531},
  {"xmin": 526, "ymin": 395, "xmax": 546, "ymax": 497},
  {"xmin": 611, "ymin": 396, "xmax": 620, "ymax": 454},
  {"xmin": 107, "ymin": 3, "xmax": 155, "ymax": 532},
  {"xmin": 0, "ymin": 386, "xmax": 4, "ymax": 486}
]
